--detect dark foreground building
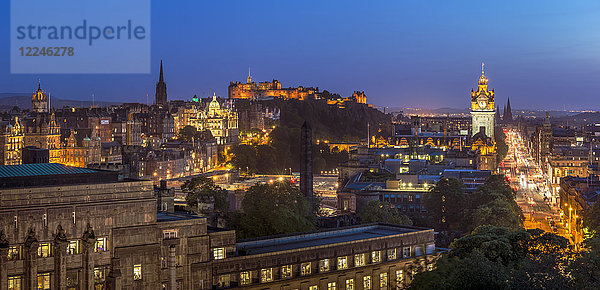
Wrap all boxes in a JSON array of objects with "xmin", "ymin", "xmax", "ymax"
[{"xmin": 0, "ymin": 163, "xmax": 437, "ymax": 289}]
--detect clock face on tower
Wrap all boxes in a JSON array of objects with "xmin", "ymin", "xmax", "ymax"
[{"xmin": 478, "ymin": 100, "xmax": 487, "ymax": 110}]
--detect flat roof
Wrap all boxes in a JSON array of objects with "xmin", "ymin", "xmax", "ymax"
[
  {"xmin": 157, "ymin": 211, "xmax": 204, "ymax": 222},
  {"xmin": 236, "ymin": 224, "xmax": 425, "ymax": 255},
  {"xmin": 0, "ymin": 163, "xmax": 100, "ymax": 178}
]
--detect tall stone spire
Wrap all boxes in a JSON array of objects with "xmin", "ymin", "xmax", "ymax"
[
  {"xmin": 159, "ymin": 60, "xmax": 164, "ymax": 83},
  {"xmin": 505, "ymin": 96, "xmax": 513, "ymax": 123},
  {"xmin": 300, "ymin": 121, "xmax": 313, "ymax": 215},
  {"xmin": 155, "ymin": 60, "xmax": 167, "ymax": 106}
]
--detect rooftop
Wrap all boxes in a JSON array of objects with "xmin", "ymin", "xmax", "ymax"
[
  {"xmin": 0, "ymin": 163, "xmax": 119, "ymax": 188},
  {"xmin": 236, "ymin": 224, "xmax": 427, "ymax": 255},
  {"xmin": 0, "ymin": 163, "xmax": 99, "ymax": 178},
  {"xmin": 157, "ymin": 211, "xmax": 204, "ymax": 222}
]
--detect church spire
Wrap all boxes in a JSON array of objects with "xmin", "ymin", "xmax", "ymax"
[
  {"xmin": 155, "ymin": 60, "xmax": 167, "ymax": 106},
  {"xmin": 159, "ymin": 60, "xmax": 164, "ymax": 83},
  {"xmin": 247, "ymin": 67, "xmax": 252, "ymax": 83}
]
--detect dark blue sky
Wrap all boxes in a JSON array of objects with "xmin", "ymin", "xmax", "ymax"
[{"xmin": 2, "ymin": 1, "xmax": 600, "ymax": 110}]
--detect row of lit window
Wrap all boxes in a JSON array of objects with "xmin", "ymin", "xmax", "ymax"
[
  {"xmin": 219, "ymin": 269, "xmax": 408, "ymax": 289},
  {"xmin": 7, "ymin": 237, "xmax": 107, "ymax": 260},
  {"xmin": 8, "ymin": 267, "xmax": 107, "ymax": 290},
  {"xmin": 231, "ymin": 248, "xmax": 416, "ymax": 286}
]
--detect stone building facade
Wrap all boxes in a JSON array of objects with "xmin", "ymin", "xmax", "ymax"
[{"xmin": 0, "ymin": 163, "xmax": 438, "ymax": 289}]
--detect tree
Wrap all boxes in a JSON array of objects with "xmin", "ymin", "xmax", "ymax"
[
  {"xmin": 471, "ymin": 199, "xmax": 522, "ymax": 230},
  {"xmin": 424, "ymin": 178, "xmax": 469, "ymax": 231},
  {"xmin": 358, "ymin": 200, "xmax": 412, "ymax": 225},
  {"xmin": 584, "ymin": 201, "xmax": 600, "ymax": 236},
  {"xmin": 495, "ymin": 129, "xmax": 509, "ymax": 164},
  {"xmin": 182, "ymin": 176, "xmax": 228, "ymax": 213},
  {"xmin": 411, "ymin": 226, "xmax": 574, "ymax": 289},
  {"xmin": 228, "ymin": 181, "xmax": 315, "ymax": 239},
  {"xmin": 177, "ymin": 125, "xmax": 214, "ymax": 143},
  {"xmin": 571, "ymin": 236, "xmax": 600, "ymax": 288}
]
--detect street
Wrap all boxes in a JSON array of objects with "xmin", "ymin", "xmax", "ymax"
[{"xmin": 501, "ymin": 129, "xmax": 568, "ymax": 237}]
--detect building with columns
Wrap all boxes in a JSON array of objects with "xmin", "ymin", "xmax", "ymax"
[{"xmin": 0, "ymin": 163, "xmax": 438, "ymax": 289}]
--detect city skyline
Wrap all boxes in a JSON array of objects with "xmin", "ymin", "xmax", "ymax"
[{"xmin": 1, "ymin": 1, "xmax": 600, "ymax": 110}]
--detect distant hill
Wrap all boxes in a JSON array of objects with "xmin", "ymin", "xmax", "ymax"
[
  {"xmin": 553, "ymin": 111, "xmax": 600, "ymax": 125},
  {"xmin": 0, "ymin": 93, "xmax": 119, "ymax": 111}
]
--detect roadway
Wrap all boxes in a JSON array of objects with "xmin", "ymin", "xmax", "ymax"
[{"xmin": 501, "ymin": 129, "xmax": 567, "ymax": 236}]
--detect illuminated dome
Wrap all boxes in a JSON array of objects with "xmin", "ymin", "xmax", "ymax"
[{"xmin": 209, "ymin": 93, "xmax": 220, "ymax": 110}]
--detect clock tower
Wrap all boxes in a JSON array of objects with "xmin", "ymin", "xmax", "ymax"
[{"xmin": 470, "ymin": 63, "xmax": 495, "ymax": 139}]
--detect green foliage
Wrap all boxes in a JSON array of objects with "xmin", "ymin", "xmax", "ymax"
[
  {"xmin": 410, "ymin": 226, "xmax": 574, "ymax": 289},
  {"xmin": 182, "ymin": 176, "xmax": 229, "ymax": 213},
  {"xmin": 571, "ymin": 236, "xmax": 600, "ymax": 289},
  {"xmin": 584, "ymin": 200, "xmax": 600, "ymax": 235},
  {"xmin": 495, "ymin": 128, "xmax": 509, "ymax": 164},
  {"xmin": 424, "ymin": 178, "xmax": 469, "ymax": 231},
  {"xmin": 177, "ymin": 125, "xmax": 214, "ymax": 143},
  {"xmin": 425, "ymin": 175, "xmax": 523, "ymax": 236},
  {"xmin": 228, "ymin": 181, "xmax": 315, "ymax": 239},
  {"xmin": 358, "ymin": 200, "xmax": 412, "ymax": 225}
]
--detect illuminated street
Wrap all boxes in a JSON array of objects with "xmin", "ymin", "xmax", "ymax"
[{"xmin": 502, "ymin": 129, "xmax": 567, "ymax": 237}]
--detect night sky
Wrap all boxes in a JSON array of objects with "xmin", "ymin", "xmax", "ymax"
[{"xmin": 1, "ymin": 1, "xmax": 599, "ymax": 110}]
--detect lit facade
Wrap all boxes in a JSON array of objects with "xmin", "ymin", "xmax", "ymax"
[
  {"xmin": 0, "ymin": 117, "xmax": 24, "ymax": 165},
  {"xmin": 471, "ymin": 64, "xmax": 495, "ymax": 138}
]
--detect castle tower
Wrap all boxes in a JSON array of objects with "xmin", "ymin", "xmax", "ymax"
[
  {"xmin": 155, "ymin": 60, "xmax": 167, "ymax": 106},
  {"xmin": 32, "ymin": 81, "xmax": 48, "ymax": 113},
  {"xmin": 470, "ymin": 62, "xmax": 495, "ymax": 139}
]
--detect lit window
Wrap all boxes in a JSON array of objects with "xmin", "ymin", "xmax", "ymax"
[
  {"xmin": 218, "ymin": 274, "xmax": 230, "ymax": 288},
  {"xmin": 327, "ymin": 282, "xmax": 336, "ymax": 290},
  {"xmin": 337, "ymin": 256, "xmax": 348, "ymax": 269},
  {"xmin": 260, "ymin": 268, "xmax": 273, "ymax": 283},
  {"xmin": 387, "ymin": 248, "xmax": 397, "ymax": 260},
  {"xmin": 319, "ymin": 259, "xmax": 330, "ymax": 272},
  {"xmin": 8, "ymin": 246, "xmax": 21, "ymax": 260},
  {"xmin": 94, "ymin": 267, "xmax": 105, "ymax": 284},
  {"xmin": 402, "ymin": 247, "xmax": 410, "ymax": 258},
  {"xmin": 354, "ymin": 253, "xmax": 365, "ymax": 267},
  {"xmin": 372, "ymin": 251, "xmax": 381, "ymax": 263},
  {"xmin": 281, "ymin": 265, "xmax": 292, "ymax": 278},
  {"xmin": 309, "ymin": 286, "xmax": 318, "ymax": 290},
  {"xmin": 37, "ymin": 243, "xmax": 51, "ymax": 258},
  {"xmin": 213, "ymin": 247, "xmax": 226, "ymax": 260},
  {"xmin": 163, "ymin": 229, "xmax": 178, "ymax": 239},
  {"xmin": 133, "ymin": 265, "xmax": 142, "ymax": 280},
  {"xmin": 37, "ymin": 273, "xmax": 51, "ymax": 290},
  {"xmin": 380, "ymin": 273, "xmax": 388, "ymax": 288},
  {"xmin": 8, "ymin": 276, "xmax": 22, "ymax": 290},
  {"xmin": 396, "ymin": 270, "xmax": 404, "ymax": 284},
  {"xmin": 240, "ymin": 271, "xmax": 251, "ymax": 285},
  {"xmin": 301, "ymin": 262, "xmax": 311, "ymax": 275},
  {"xmin": 363, "ymin": 276, "xmax": 371, "ymax": 289},
  {"xmin": 67, "ymin": 240, "xmax": 80, "ymax": 255},
  {"xmin": 95, "ymin": 237, "xmax": 107, "ymax": 252},
  {"xmin": 346, "ymin": 278, "xmax": 354, "ymax": 290},
  {"xmin": 160, "ymin": 257, "xmax": 168, "ymax": 269}
]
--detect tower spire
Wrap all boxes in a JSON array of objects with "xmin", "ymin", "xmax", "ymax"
[
  {"xmin": 481, "ymin": 61, "xmax": 485, "ymax": 75},
  {"xmin": 247, "ymin": 67, "xmax": 252, "ymax": 83},
  {"xmin": 159, "ymin": 60, "xmax": 164, "ymax": 82},
  {"xmin": 38, "ymin": 79, "xmax": 41, "ymax": 90}
]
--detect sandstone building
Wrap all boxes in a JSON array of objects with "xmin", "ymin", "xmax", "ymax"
[{"xmin": 0, "ymin": 163, "xmax": 438, "ymax": 289}]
